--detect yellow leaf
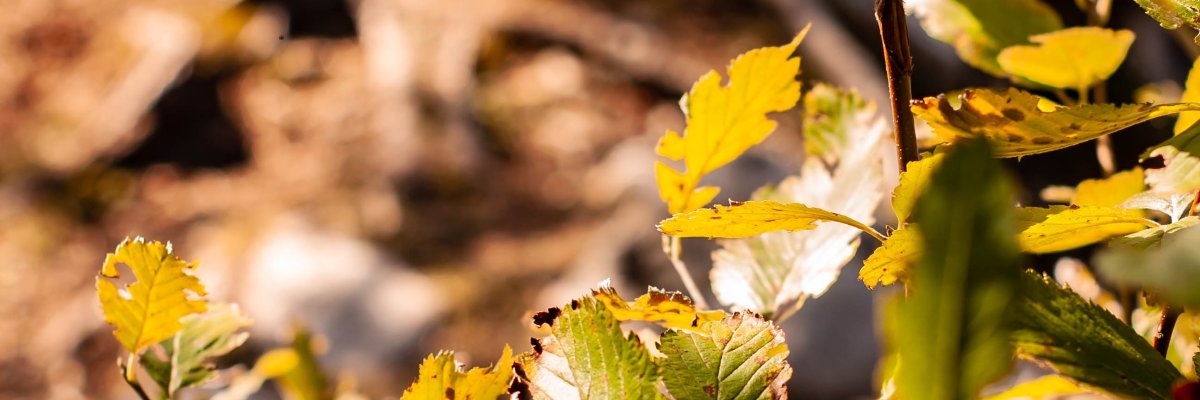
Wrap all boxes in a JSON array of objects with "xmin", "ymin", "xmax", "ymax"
[
  {"xmin": 401, "ymin": 346, "xmax": 514, "ymax": 400},
  {"xmin": 1017, "ymin": 206, "xmax": 1158, "ymax": 253},
  {"xmin": 982, "ymin": 375, "xmax": 1089, "ymax": 400},
  {"xmin": 592, "ymin": 286, "xmax": 724, "ymax": 332},
  {"xmin": 997, "ymin": 28, "xmax": 1135, "ymax": 90},
  {"xmin": 1013, "ymin": 205, "xmax": 1071, "ymax": 233},
  {"xmin": 912, "ymin": 87, "xmax": 1200, "ymax": 158},
  {"xmin": 656, "ymin": 28, "xmax": 809, "ymax": 214},
  {"xmin": 657, "ymin": 200, "xmax": 884, "ymax": 242},
  {"xmin": 892, "ymin": 154, "xmax": 944, "ymax": 223},
  {"xmin": 1177, "ymin": 57, "xmax": 1200, "ymax": 134},
  {"xmin": 859, "ymin": 224, "xmax": 922, "ymax": 289},
  {"xmin": 1072, "ymin": 168, "xmax": 1145, "ymax": 208},
  {"xmin": 97, "ymin": 237, "xmax": 208, "ymax": 354}
]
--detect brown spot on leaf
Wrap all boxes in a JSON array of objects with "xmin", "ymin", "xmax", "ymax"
[
  {"xmin": 570, "ymin": 299, "xmax": 580, "ymax": 310},
  {"xmin": 1141, "ymin": 155, "xmax": 1166, "ymax": 169},
  {"xmin": 1006, "ymin": 133, "xmax": 1023, "ymax": 143},
  {"xmin": 704, "ymin": 385, "xmax": 716, "ymax": 396},
  {"xmin": 1001, "ymin": 108, "xmax": 1025, "ymax": 121},
  {"xmin": 445, "ymin": 388, "xmax": 454, "ymax": 399},
  {"xmin": 530, "ymin": 338, "xmax": 543, "ymax": 354},
  {"xmin": 532, "ymin": 307, "xmax": 561, "ymax": 327},
  {"xmin": 729, "ymin": 200, "xmax": 745, "ymax": 206},
  {"xmin": 710, "ymin": 216, "xmax": 722, "ymax": 220}
]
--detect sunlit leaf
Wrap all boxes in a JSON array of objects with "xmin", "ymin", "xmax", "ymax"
[
  {"xmin": 1132, "ymin": 0, "xmax": 1200, "ymax": 44},
  {"xmin": 141, "ymin": 303, "xmax": 251, "ymax": 397},
  {"xmin": 1072, "ymin": 168, "xmax": 1145, "ymax": 208},
  {"xmin": 592, "ymin": 286, "xmax": 723, "ymax": 333},
  {"xmin": 1144, "ymin": 121, "xmax": 1200, "ymax": 195},
  {"xmin": 997, "ymin": 27, "xmax": 1134, "ymax": 91},
  {"xmin": 519, "ymin": 296, "xmax": 661, "ymax": 399},
  {"xmin": 274, "ymin": 328, "xmax": 331, "ymax": 400},
  {"xmin": 97, "ymin": 237, "xmax": 208, "ymax": 354},
  {"xmin": 1017, "ymin": 206, "xmax": 1158, "ymax": 253},
  {"xmin": 982, "ymin": 375, "xmax": 1090, "ymax": 400},
  {"xmin": 912, "ymin": 87, "xmax": 1200, "ymax": 158},
  {"xmin": 1097, "ymin": 226, "xmax": 1200, "ymax": 308},
  {"xmin": 1112, "ymin": 216, "xmax": 1199, "ymax": 250},
  {"xmin": 1013, "ymin": 205, "xmax": 1071, "ymax": 232},
  {"xmin": 859, "ymin": 224, "xmax": 922, "ymax": 289},
  {"xmin": 711, "ymin": 97, "xmax": 888, "ymax": 319},
  {"xmin": 658, "ymin": 200, "xmax": 882, "ymax": 241},
  {"xmin": 1177, "ymin": 57, "xmax": 1200, "ymax": 134},
  {"xmin": 659, "ymin": 312, "xmax": 791, "ymax": 399},
  {"xmin": 895, "ymin": 138, "xmax": 1024, "ymax": 400},
  {"xmin": 1013, "ymin": 273, "xmax": 1182, "ymax": 399},
  {"xmin": 401, "ymin": 346, "xmax": 515, "ymax": 400},
  {"xmin": 906, "ymin": 0, "xmax": 1062, "ymax": 77},
  {"xmin": 892, "ymin": 154, "xmax": 944, "ymax": 224},
  {"xmin": 656, "ymin": 29, "xmax": 809, "ymax": 214}
]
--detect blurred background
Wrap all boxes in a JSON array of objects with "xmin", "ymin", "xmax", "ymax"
[{"xmin": 1, "ymin": 0, "xmax": 1195, "ymax": 398}]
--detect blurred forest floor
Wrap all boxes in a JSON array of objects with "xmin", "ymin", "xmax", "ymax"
[{"xmin": 0, "ymin": 0, "xmax": 1195, "ymax": 399}]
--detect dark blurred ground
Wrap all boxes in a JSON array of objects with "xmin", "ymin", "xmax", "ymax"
[{"xmin": 0, "ymin": 0, "xmax": 1194, "ymax": 399}]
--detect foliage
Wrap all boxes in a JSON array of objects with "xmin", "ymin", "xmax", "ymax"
[
  {"xmin": 95, "ymin": 11, "xmax": 1200, "ymax": 400},
  {"xmin": 893, "ymin": 139, "xmax": 1024, "ymax": 400}
]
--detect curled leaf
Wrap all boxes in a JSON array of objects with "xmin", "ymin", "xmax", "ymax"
[
  {"xmin": 859, "ymin": 224, "xmax": 922, "ymax": 289},
  {"xmin": 592, "ymin": 286, "xmax": 723, "ymax": 332}
]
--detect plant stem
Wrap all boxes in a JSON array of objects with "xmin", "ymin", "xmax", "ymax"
[
  {"xmin": 663, "ymin": 235, "xmax": 709, "ymax": 309},
  {"xmin": 875, "ymin": 0, "xmax": 918, "ymax": 173},
  {"xmin": 1153, "ymin": 304, "xmax": 1182, "ymax": 357},
  {"xmin": 121, "ymin": 353, "xmax": 151, "ymax": 400}
]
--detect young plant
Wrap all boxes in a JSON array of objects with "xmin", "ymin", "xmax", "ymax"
[{"xmin": 97, "ymin": 0, "xmax": 1200, "ymax": 398}]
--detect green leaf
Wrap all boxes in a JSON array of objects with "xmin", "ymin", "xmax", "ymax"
[
  {"xmin": 912, "ymin": 87, "xmax": 1200, "ymax": 158},
  {"xmin": 982, "ymin": 375, "xmax": 1090, "ymax": 400},
  {"xmin": 519, "ymin": 296, "xmax": 662, "ymax": 399},
  {"xmin": 1013, "ymin": 273, "xmax": 1182, "ymax": 399},
  {"xmin": 659, "ymin": 312, "xmax": 791, "ymax": 400},
  {"xmin": 141, "ymin": 303, "xmax": 251, "ymax": 397},
  {"xmin": 997, "ymin": 27, "xmax": 1135, "ymax": 91},
  {"xmin": 895, "ymin": 138, "xmax": 1024, "ymax": 400},
  {"xmin": 1016, "ymin": 206, "xmax": 1158, "ymax": 254},
  {"xmin": 1097, "ymin": 226, "xmax": 1200, "ymax": 308},
  {"xmin": 1144, "ymin": 121, "xmax": 1200, "ymax": 195},
  {"xmin": 1177, "ymin": 57, "xmax": 1200, "ymax": 134},
  {"xmin": 859, "ymin": 224, "xmax": 922, "ymax": 289},
  {"xmin": 401, "ymin": 346, "xmax": 515, "ymax": 400},
  {"xmin": 907, "ymin": 0, "xmax": 1062, "ymax": 77},
  {"xmin": 97, "ymin": 237, "xmax": 208, "ymax": 354},
  {"xmin": 892, "ymin": 154, "xmax": 944, "ymax": 224},
  {"xmin": 801, "ymin": 84, "xmax": 880, "ymax": 162},
  {"xmin": 656, "ymin": 28, "xmax": 809, "ymax": 214},
  {"xmin": 1132, "ymin": 0, "xmax": 1200, "ymax": 44},
  {"xmin": 657, "ymin": 200, "xmax": 883, "ymax": 242}
]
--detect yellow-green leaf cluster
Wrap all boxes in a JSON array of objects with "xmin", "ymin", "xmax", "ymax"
[
  {"xmin": 401, "ymin": 347, "xmax": 515, "ymax": 400},
  {"xmin": 912, "ymin": 87, "xmax": 1200, "ymax": 158},
  {"xmin": 997, "ymin": 28, "xmax": 1135, "ymax": 91},
  {"xmin": 655, "ymin": 29, "xmax": 808, "ymax": 214},
  {"xmin": 97, "ymin": 237, "xmax": 208, "ymax": 354}
]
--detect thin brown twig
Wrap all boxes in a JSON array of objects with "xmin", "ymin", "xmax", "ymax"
[
  {"xmin": 1153, "ymin": 304, "xmax": 1182, "ymax": 357},
  {"xmin": 663, "ymin": 235, "xmax": 709, "ymax": 310},
  {"xmin": 875, "ymin": 0, "xmax": 918, "ymax": 173},
  {"xmin": 121, "ymin": 354, "xmax": 151, "ymax": 400}
]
